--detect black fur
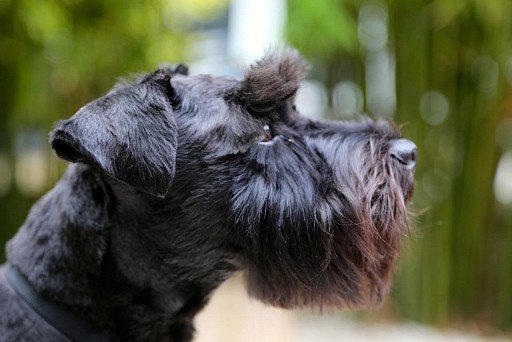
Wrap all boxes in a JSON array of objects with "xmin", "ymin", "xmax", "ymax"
[{"xmin": 0, "ymin": 49, "xmax": 415, "ymax": 341}]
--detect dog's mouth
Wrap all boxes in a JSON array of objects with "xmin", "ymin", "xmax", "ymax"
[{"xmin": 391, "ymin": 159, "xmax": 416, "ymax": 203}]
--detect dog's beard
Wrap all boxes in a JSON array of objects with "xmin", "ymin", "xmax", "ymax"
[{"xmin": 231, "ymin": 133, "xmax": 413, "ymax": 310}]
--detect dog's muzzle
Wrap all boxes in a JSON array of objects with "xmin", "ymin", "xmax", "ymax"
[{"xmin": 390, "ymin": 138, "xmax": 417, "ymax": 170}]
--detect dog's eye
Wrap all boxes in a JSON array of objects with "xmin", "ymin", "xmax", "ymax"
[{"xmin": 260, "ymin": 124, "xmax": 273, "ymax": 142}]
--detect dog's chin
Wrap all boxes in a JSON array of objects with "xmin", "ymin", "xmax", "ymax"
[
  {"xmin": 244, "ymin": 226, "xmax": 406, "ymax": 311},
  {"xmin": 244, "ymin": 233, "xmax": 399, "ymax": 312}
]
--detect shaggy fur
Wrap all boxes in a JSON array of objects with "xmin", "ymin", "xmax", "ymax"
[{"xmin": 0, "ymin": 49, "xmax": 415, "ymax": 341}]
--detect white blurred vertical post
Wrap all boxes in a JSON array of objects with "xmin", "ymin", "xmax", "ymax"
[
  {"xmin": 358, "ymin": 0, "xmax": 396, "ymax": 117},
  {"xmin": 196, "ymin": 2, "xmax": 296, "ymax": 339},
  {"xmin": 227, "ymin": 0, "xmax": 287, "ymax": 65}
]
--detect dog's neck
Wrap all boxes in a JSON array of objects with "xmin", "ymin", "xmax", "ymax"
[{"xmin": 6, "ymin": 164, "xmax": 226, "ymax": 341}]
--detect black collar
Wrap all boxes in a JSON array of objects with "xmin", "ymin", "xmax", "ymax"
[{"xmin": 6, "ymin": 264, "xmax": 110, "ymax": 342}]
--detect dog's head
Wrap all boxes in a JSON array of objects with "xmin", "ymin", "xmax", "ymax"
[{"xmin": 50, "ymin": 49, "xmax": 415, "ymax": 311}]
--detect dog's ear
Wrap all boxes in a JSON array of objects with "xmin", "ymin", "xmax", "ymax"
[
  {"xmin": 240, "ymin": 48, "xmax": 308, "ymax": 115},
  {"xmin": 50, "ymin": 73, "xmax": 177, "ymax": 198}
]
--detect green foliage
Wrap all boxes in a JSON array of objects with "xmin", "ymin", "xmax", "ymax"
[
  {"xmin": 287, "ymin": 0, "xmax": 358, "ymax": 60},
  {"xmin": 2, "ymin": 0, "xmax": 196, "ymax": 128}
]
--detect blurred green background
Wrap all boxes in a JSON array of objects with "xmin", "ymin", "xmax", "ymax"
[{"xmin": 1, "ymin": 0, "xmax": 512, "ymax": 336}]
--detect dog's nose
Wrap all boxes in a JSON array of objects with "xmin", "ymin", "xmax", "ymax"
[{"xmin": 390, "ymin": 139, "xmax": 417, "ymax": 170}]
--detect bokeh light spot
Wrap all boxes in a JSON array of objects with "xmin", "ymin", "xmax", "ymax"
[{"xmin": 420, "ymin": 91, "xmax": 449, "ymax": 126}]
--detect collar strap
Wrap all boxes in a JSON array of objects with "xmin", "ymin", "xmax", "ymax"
[{"xmin": 6, "ymin": 264, "xmax": 110, "ymax": 342}]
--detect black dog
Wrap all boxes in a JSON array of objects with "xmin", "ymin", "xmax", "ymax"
[{"xmin": 0, "ymin": 49, "xmax": 416, "ymax": 341}]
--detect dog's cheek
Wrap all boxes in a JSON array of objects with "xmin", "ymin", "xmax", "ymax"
[{"xmin": 230, "ymin": 142, "xmax": 346, "ymax": 308}]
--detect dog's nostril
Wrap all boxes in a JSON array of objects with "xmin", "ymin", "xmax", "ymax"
[{"xmin": 390, "ymin": 138, "xmax": 417, "ymax": 170}]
